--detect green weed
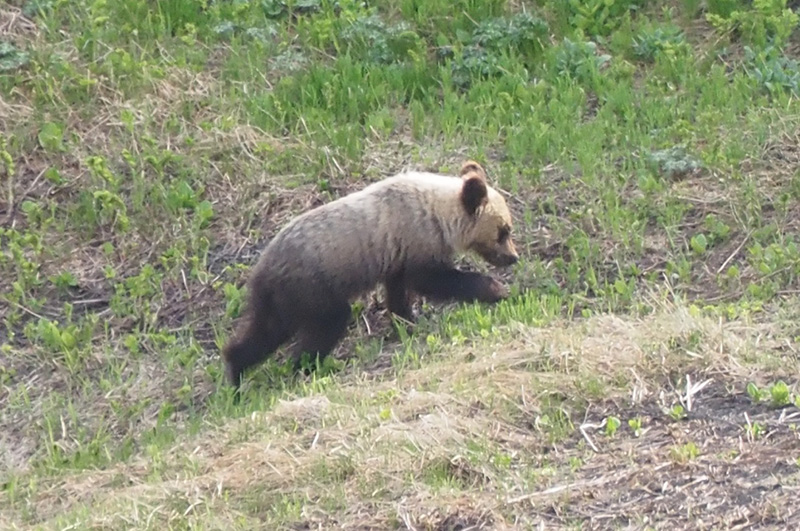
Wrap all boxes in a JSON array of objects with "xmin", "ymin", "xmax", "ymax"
[
  {"xmin": 707, "ymin": 0, "xmax": 799, "ymax": 48},
  {"xmin": 3, "ymin": 0, "xmax": 800, "ymax": 527}
]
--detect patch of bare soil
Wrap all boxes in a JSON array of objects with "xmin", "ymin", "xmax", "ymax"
[
  {"xmin": 5, "ymin": 304, "xmax": 798, "ymax": 530},
  {"xmin": 4, "ymin": 114, "xmax": 800, "ymax": 529},
  {"xmin": 516, "ymin": 382, "xmax": 800, "ymax": 530}
]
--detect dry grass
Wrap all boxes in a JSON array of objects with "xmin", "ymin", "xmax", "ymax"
[
  {"xmin": 7, "ymin": 299, "xmax": 799, "ymax": 530},
  {"xmin": 4, "ymin": 3, "xmax": 800, "ymax": 529},
  {"xmin": 0, "ymin": 5, "xmax": 38, "ymax": 43}
]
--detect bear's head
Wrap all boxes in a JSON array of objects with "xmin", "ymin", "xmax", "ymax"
[{"xmin": 459, "ymin": 160, "xmax": 520, "ymax": 268}]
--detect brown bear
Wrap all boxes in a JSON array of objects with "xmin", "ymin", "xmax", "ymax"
[{"xmin": 223, "ymin": 160, "xmax": 519, "ymax": 390}]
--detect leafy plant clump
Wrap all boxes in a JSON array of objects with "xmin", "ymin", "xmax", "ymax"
[
  {"xmin": 0, "ymin": 42, "xmax": 30, "ymax": 71},
  {"xmin": 646, "ymin": 145, "xmax": 702, "ymax": 179},
  {"xmin": 707, "ymin": 0, "xmax": 799, "ymax": 48},
  {"xmin": 340, "ymin": 14, "xmax": 423, "ymax": 64},
  {"xmin": 448, "ymin": 12, "xmax": 549, "ymax": 89},
  {"xmin": 632, "ymin": 25, "xmax": 688, "ymax": 63},
  {"xmin": 744, "ymin": 45, "xmax": 800, "ymax": 96},
  {"xmin": 568, "ymin": 0, "xmax": 647, "ymax": 36},
  {"xmin": 553, "ymin": 37, "xmax": 611, "ymax": 82}
]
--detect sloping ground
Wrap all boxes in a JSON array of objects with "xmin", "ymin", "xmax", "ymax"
[{"xmin": 5, "ymin": 301, "xmax": 799, "ymax": 530}]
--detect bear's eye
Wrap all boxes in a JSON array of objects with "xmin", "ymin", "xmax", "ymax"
[{"xmin": 497, "ymin": 226, "xmax": 511, "ymax": 243}]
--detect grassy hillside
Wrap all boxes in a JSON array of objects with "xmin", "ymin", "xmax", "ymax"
[{"xmin": 2, "ymin": 0, "xmax": 800, "ymax": 528}]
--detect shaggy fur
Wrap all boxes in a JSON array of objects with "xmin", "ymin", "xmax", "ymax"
[{"xmin": 223, "ymin": 160, "xmax": 519, "ymax": 390}]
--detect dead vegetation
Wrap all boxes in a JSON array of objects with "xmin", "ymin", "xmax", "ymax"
[
  {"xmin": 5, "ymin": 301, "xmax": 799, "ymax": 529},
  {"xmin": 4, "ymin": 2, "xmax": 800, "ymax": 529},
  {"xmin": 3, "ymin": 102, "xmax": 800, "ymax": 530}
]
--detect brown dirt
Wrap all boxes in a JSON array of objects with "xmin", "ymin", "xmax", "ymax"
[{"xmin": 5, "ymin": 304, "xmax": 799, "ymax": 529}]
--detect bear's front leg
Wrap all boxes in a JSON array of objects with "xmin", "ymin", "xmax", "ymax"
[
  {"xmin": 407, "ymin": 266, "xmax": 509, "ymax": 304},
  {"xmin": 384, "ymin": 271, "xmax": 416, "ymax": 321}
]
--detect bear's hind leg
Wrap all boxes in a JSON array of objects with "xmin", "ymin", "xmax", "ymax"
[
  {"xmin": 291, "ymin": 301, "xmax": 351, "ymax": 373},
  {"xmin": 223, "ymin": 302, "xmax": 295, "ymax": 391}
]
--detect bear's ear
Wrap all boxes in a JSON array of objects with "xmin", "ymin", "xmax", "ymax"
[
  {"xmin": 460, "ymin": 160, "xmax": 488, "ymax": 216},
  {"xmin": 460, "ymin": 160, "xmax": 486, "ymax": 179}
]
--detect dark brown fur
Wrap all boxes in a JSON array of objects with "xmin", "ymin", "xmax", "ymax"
[{"xmin": 222, "ymin": 161, "xmax": 518, "ymax": 392}]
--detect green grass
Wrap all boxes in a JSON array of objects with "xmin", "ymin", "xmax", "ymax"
[{"xmin": 2, "ymin": 0, "xmax": 800, "ymax": 528}]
